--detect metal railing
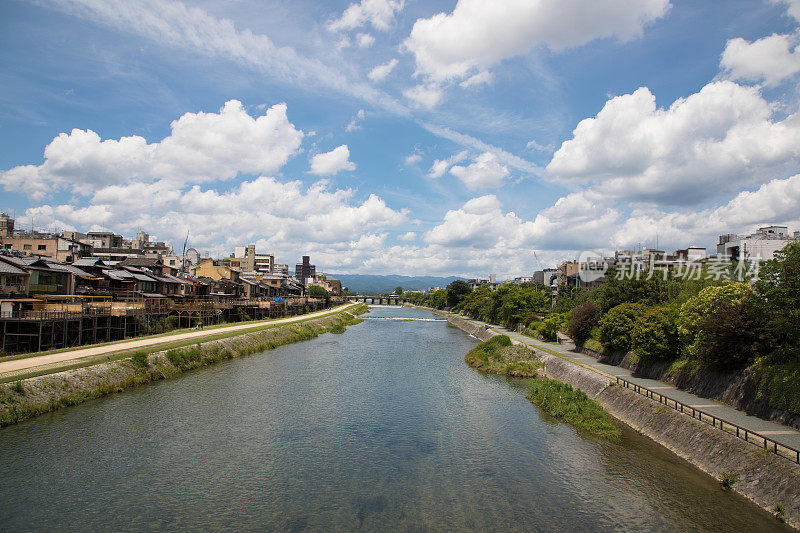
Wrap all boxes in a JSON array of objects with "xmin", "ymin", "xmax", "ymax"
[{"xmin": 616, "ymin": 376, "xmax": 800, "ymax": 464}]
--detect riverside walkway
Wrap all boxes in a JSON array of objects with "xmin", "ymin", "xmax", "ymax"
[
  {"xmin": 0, "ymin": 303, "xmax": 359, "ymax": 382},
  {"xmin": 454, "ymin": 313, "xmax": 800, "ymax": 453}
]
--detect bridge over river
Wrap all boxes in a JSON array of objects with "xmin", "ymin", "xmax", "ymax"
[{"xmin": 348, "ymin": 295, "xmax": 407, "ymax": 305}]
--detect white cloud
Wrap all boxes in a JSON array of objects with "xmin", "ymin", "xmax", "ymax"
[
  {"xmin": 328, "ymin": 0, "xmax": 405, "ymax": 32},
  {"xmin": 399, "ymin": 231, "xmax": 417, "ymax": 241},
  {"xmin": 404, "ymin": 0, "xmax": 670, "ymax": 83},
  {"xmin": 459, "ymin": 70, "xmax": 493, "ymax": 88},
  {"xmin": 404, "ymin": 152, "xmax": 422, "ymax": 165},
  {"xmin": 309, "ymin": 145, "xmax": 357, "ymax": 175},
  {"xmin": 449, "ymin": 152, "xmax": 510, "ymax": 189},
  {"xmin": 346, "ymin": 109, "xmax": 366, "ymax": 132},
  {"xmin": 721, "ymin": 33, "xmax": 800, "ymax": 86},
  {"xmin": 547, "ymin": 81, "xmax": 800, "ymax": 205},
  {"xmin": 368, "ymin": 58, "xmax": 399, "ymax": 82},
  {"xmin": 356, "ymin": 32, "xmax": 375, "ymax": 48},
  {"xmin": 773, "ymin": 0, "xmax": 800, "ymax": 22},
  {"xmin": 427, "ymin": 150, "xmax": 468, "ymax": 178},
  {"xmin": 403, "ymin": 84, "xmax": 443, "ymax": 109},
  {"xmin": 21, "ymin": 177, "xmax": 409, "ymax": 263},
  {"xmin": 1, "ymin": 100, "xmax": 303, "ymax": 201},
  {"xmin": 526, "ymin": 139, "xmax": 553, "ymax": 152}
]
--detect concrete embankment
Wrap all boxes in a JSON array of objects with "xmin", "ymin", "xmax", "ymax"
[
  {"xmin": 435, "ymin": 308, "xmax": 800, "ymax": 529},
  {"xmin": 0, "ymin": 306, "xmax": 366, "ymax": 428}
]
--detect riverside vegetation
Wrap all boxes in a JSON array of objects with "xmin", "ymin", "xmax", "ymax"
[
  {"xmin": 0, "ymin": 305, "xmax": 368, "ymax": 427},
  {"xmin": 411, "ymin": 242, "xmax": 800, "ymax": 426},
  {"xmin": 464, "ymin": 335, "xmax": 620, "ymax": 440}
]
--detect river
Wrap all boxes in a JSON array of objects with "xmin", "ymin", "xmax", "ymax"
[{"xmin": 0, "ymin": 306, "xmax": 788, "ymax": 531}]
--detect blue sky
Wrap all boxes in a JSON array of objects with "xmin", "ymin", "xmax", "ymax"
[{"xmin": 2, "ymin": 0, "xmax": 800, "ymax": 276}]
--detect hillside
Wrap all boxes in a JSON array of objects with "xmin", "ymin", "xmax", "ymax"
[{"xmin": 324, "ymin": 273, "xmax": 465, "ymax": 294}]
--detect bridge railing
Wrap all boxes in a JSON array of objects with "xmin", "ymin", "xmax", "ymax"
[{"xmin": 616, "ymin": 376, "xmax": 800, "ymax": 464}]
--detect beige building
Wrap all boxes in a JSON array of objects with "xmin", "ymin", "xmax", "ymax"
[
  {"xmin": 1, "ymin": 233, "xmax": 91, "ymax": 263},
  {"xmin": 193, "ymin": 258, "xmax": 240, "ymax": 282}
]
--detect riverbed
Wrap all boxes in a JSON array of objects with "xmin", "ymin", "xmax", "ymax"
[{"xmin": 0, "ymin": 306, "xmax": 787, "ymax": 531}]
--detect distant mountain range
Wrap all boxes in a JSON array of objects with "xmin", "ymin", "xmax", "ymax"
[{"xmin": 324, "ymin": 273, "xmax": 465, "ymax": 294}]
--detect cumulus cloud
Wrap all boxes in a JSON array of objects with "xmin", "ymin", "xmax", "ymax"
[
  {"xmin": 403, "ymin": 84, "xmax": 443, "ymax": 109},
  {"xmin": 404, "ymin": 0, "xmax": 670, "ymax": 83},
  {"xmin": 427, "ymin": 150, "xmax": 468, "ymax": 178},
  {"xmin": 721, "ymin": 33, "xmax": 800, "ymax": 86},
  {"xmin": 309, "ymin": 145, "xmax": 357, "ymax": 175},
  {"xmin": 449, "ymin": 152, "xmax": 510, "ymax": 189},
  {"xmin": 328, "ymin": 0, "xmax": 404, "ymax": 32},
  {"xmin": 368, "ymin": 58, "xmax": 398, "ymax": 82},
  {"xmin": 547, "ymin": 81, "xmax": 800, "ymax": 205},
  {"xmin": 21, "ymin": 176, "xmax": 409, "ymax": 262},
  {"xmin": 399, "ymin": 231, "xmax": 417, "ymax": 241},
  {"xmin": 0, "ymin": 100, "xmax": 304, "ymax": 201}
]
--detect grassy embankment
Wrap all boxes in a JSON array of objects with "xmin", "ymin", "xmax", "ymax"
[
  {"xmin": 0, "ymin": 304, "xmax": 368, "ymax": 427},
  {"xmin": 465, "ymin": 334, "xmax": 620, "ymax": 440}
]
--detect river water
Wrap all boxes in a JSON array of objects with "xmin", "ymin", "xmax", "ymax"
[{"xmin": 0, "ymin": 306, "xmax": 788, "ymax": 531}]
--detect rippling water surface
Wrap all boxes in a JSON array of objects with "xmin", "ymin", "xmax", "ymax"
[{"xmin": 0, "ymin": 306, "xmax": 788, "ymax": 531}]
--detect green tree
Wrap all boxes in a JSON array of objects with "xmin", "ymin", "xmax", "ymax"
[
  {"xmin": 597, "ymin": 303, "xmax": 647, "ymax": 354},
  {"xmin": 678, "ymin": 281, "xmax": 753, "ymax": 348},
  {"xmin": 630, "ymin": 305, "xmax": 680, "ymax": 362},
  {"xmin": 446, "ymin": 280, "xmax": 472, "ymax": 308},
  {"xmin": 309, "ymin": 285, "xmax": 330, "ymax": 304},
  {"xmin": 567, "ymin": 301, "xmax": 598, "ymax": 346},
  {"xmin": 394, "ymin": 286, "xmax": 404, "ymax": 295},
  {"xmin": 755, "ymin": 241, "xmax": 800, "ymax": 359},
  {"xmin": 695, "ymin": 296, "xmax": 771, "ymax": 370}
]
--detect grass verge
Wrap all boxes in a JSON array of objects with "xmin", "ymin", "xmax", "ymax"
[
  {"xmin": 464, "ymin": 335, "xmax": 542, "ymax": 378},
  {"xmin": 526, "ymin": 377, "xmax": 621, "ymax": 441}
]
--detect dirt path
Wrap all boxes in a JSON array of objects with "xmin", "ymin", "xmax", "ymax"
[{"xmin": 0, "ymin": 304, "xmax": 358, "ymax": 377}]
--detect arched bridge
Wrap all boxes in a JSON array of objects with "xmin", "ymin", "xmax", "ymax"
[{"xmin": 348, "ymin": 295, "xmax": 407, "ymax": 305}]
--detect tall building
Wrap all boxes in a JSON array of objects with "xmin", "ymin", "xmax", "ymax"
[
  {"xmin": 716, "ymin": 226, "xmax": 796, "ymax": 261},
  {"xmin": 295, "ymin": 255, "xmax": 316, "ymax": 285}
]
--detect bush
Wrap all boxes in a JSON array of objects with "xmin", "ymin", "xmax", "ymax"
[
  {"xmin": 597, "ymin": 303, "xmax": 646, "ymax": 354},
  {"xmin": 567, "ymin": 301, "xmax": 598, "ymax": 345},
  {"xmin": 630, "ymin": 306, "xmax": 680, "ymax": 363},
  {"xmin": 330, "ymin": 324, "xmax": 346, "ymax": 334},
  {"xmin": 678, "ymin": 281, "xmax": 752, "ymax": 346},
  {"xmin": 695, "ymin": 297, "xmax": 770, "ymax": 371},
  {"xmin": 130, "ymin": 351, "xmax": 150, "ymax": 368},
  {"xmin": 11, "ymin": 380, "xmax": 24, "ymax": 395},
  {"xmin": 719, "ymin": 471, "xmax": 739, "ymax": 489}
]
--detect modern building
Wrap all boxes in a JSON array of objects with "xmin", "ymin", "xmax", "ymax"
[
  {"xmin": 295, "ymin": 256, "xmax": 316, "ymax": 286},
  {"xmin": 0, "ymin": 232, "xmax": 91, "ymax": 263},
  {"xmin": 675, "ymin": 246, "xmax": 707, "ymax": 262},
  {"xmin": 716, "ymin": 226, "xmax": 796, "ymax": 261},
  {"xmin": 468, "ymin": 275, "xmax": 498, "ymax": 291},
  {"xmin": 233, "ymin": 244, "xmax": 274, "ymax": 274},
  {"xmin": 533, "ymin": 268, "xmax": 558, "ymax": 287},
  {"xmin": 0, "ymin": 213, "xmax": 15, "ymax": 238},
  {"xmin": 84, "ymin": 231, "xmax": 123, "ymax": 249}
]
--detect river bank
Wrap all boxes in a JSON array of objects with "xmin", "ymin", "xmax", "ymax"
[
  {"xmin": 421, "ymin": 305, "xmax": 800, "ymax": 529},
  {"xmin": 0, "ymin": 304, "xmax": 368, "ymax": 427}
]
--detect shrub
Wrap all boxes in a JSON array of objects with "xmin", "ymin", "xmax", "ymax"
[
  {"xmin": 695, "ymin": 297, "xmax": 770, "ymax": 371},
  {"xmin": 678, "ymin": 281, "xmax": 752, "ymax": 346},
  {"xmin": 330, "ymin": 324, "xmax": 346, "ymax": 334},
  {"xmin": 130, "ymin": 351, "xmax": 150, "ymax": 368},
  {"xmin": 630, "ymin": 306, "xmax": 680, "ymax": 363},
  {"xmin": 597, "ymin": 303, "xmax": 646, "ymax": 354},
  {"xmin": 11, "ymin": 380, "xmax": 25, "ymax": 395},
  {"xmin": 539, "ymin": 313, "xmax": 567, "ymax": 342},
  {"xmin": 567, "ymin": 301, "xmax": 598, "ymax": 346},
  {"xmin": 719, "ymin": 471, "xmax": 739, "ymax": 490}
]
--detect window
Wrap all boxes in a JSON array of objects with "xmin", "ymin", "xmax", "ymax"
[
  {"xmin": 38, "ymin": 244, "xmax": 47, "ymax": 250},
  {"xmin": 23, "ymin": 244, "xmax": 31, "ymax": 250}
]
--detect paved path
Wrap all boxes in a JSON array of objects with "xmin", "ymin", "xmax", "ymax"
[
  {"xmin": 454, "ymin": 313, "xmax": 800, "ymax": 452},
  {"xmin": 0, "ymin": 303, "xmax": 358, "ymax": 379}
]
